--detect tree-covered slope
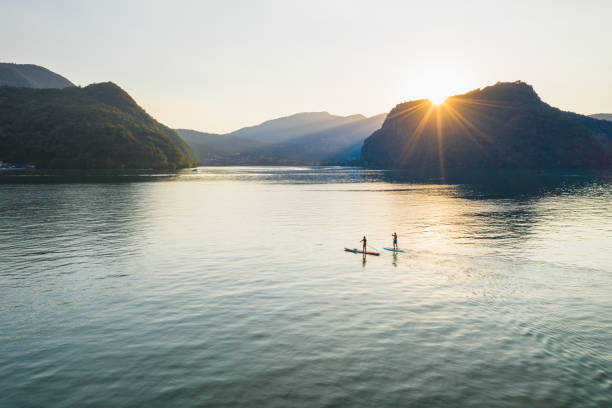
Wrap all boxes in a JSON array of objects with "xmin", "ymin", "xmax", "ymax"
[
  {"xmin": 0, "ymin": 63, "xmax": 75, "ymax": 89},
  {"xmin": 361, "ymin": 81, "xmax": 612, "ymax": 169},
  {"xmin": 0, "ymin": 82, "xmax": 197, "ymax": 169}
]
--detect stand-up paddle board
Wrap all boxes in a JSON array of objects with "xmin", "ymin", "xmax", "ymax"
[
  {"xmin": 384, "ymin": 248, "xmax": 405, "ymax": 253},
  {"xmin": 344, "ymin": 248, "xmax": 380, "ymax": 256}
]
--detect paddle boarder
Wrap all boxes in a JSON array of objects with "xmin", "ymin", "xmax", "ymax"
[
  {"xmin": 360, "ymin": 236, "xmax": 367, "ymax": 253},
  {"xmin": 392, "ymin": 232, "xmax": 398, "ymax": 250}
]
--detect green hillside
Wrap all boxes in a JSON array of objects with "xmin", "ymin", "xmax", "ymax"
[{"xmin": 0, "ymin": 82, "xmax": 197, "ymax": 169}]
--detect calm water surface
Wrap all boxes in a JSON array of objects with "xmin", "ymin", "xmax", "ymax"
[{"xmin": 1, "ymin": 167, "xmax": 611, "ymax": 407}]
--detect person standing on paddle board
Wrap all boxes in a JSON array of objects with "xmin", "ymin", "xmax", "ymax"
[
  {"xmin": 392, "ymin": 232, "xmax": 398, "ymax": 250},
  {"xmin": 360, "ymin": 236, "xmax": 367, "ymax": 253}
]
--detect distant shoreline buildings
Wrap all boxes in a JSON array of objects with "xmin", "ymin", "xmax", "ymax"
[{"xmin": 0, "ymin": 160, "xmax": 36, "ymax": 170}]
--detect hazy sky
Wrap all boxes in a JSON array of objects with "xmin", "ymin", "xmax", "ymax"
[{"xmin": 2, "ymin": 0, "xmax": 611, "ymax": 133}]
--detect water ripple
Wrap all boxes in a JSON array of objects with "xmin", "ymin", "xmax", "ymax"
[{"xmin": 1, "ymin": 169, "xmax": 611, "ymax": 407}]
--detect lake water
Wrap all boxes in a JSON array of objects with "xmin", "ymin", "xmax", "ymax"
[{"xmin": 1, "ymin": 167, "xmax": 611, "ymax": 407}]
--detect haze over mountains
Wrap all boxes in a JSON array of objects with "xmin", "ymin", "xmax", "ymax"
[
  {"xmin": 174, "ymin": 130, "xmax": 265, "ymax": 162},
  {"xmin": 0, "ymin": 63, "xmax": 75, "ymax": 89},
  {"xmin": 362, "ymin": 81, "xmax": 612, "ymax": 169},
  {"xmin": 177, "ymin": 112, "xmax": 386, "ymax": 165},
  {"xmin": 590, "ymin": 113, "xmax": 612, "ymax": 122}
]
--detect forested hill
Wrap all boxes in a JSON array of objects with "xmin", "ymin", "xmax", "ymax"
[
  {"xmin": 0, "ymin": 82, "xmax": 197, "ymax": 169},
  {"xmin": 361, "ymin": 81, "xmax": 612, "ymax": 169},
  {"xmin": 0, "ymin": 63, "xmax": 75, "ymax": 88}
]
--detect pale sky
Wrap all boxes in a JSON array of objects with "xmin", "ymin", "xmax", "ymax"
[{"xmin": 2, "ymin": 0, "xmax": 611, "ymax": 133}]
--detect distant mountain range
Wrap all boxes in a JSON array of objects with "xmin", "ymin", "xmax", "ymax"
[
  {"xmin": 177, "ymin": 112, "xmax": 386, "ymax": 165},
  {"xmin": 590, "ymin": 113, "xmax": 612, "ymax": 121},
  {"xmin": 0, "ymin": 63, "xmax": 75, "ymax": 89},
  {"xmin": 362, "ymin": 81, "xmax": 612, "ymax": 169},
  {"xmin": 4, "ymin": 63, "xmax": 612, "ymax": 170},
  {"xmin": 0, "ymin": 63, "xmax": 196, "ymax": 169}
]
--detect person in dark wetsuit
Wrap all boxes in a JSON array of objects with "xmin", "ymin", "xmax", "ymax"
[
  {"xmin": 392, "ymin": 232, "xmax": 398, "ymax": 250},
  {"xmin": 360, "ymin": 236, "xmax": 367, "ymax": 253}
]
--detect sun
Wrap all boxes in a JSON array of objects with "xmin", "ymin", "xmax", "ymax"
[
  {"xmin": 426, "ymin": 82, "xmax": 454, "ymax": 105},
  {"xmin": 402, "ymin": 65, "xmax": 471, "ymax": 107},
  {"xmin": 429, "ymin": 94, "xmax": 447, "ymax": 105}
]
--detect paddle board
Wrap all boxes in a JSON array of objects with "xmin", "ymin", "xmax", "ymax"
[
  {"xmin": 344, "ymin": 248, "xmax": 380, "ymax": 256},
  {"xmin": 384, "ymin": 248, "xmax": 405, "ymax": 253}
]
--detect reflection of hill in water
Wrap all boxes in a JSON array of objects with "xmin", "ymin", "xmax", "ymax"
[
  {"xmin": 0, "ymin": 169, "xmax": 181, "ymax": 184},
  {"xmin": 378, "ymin": 169, "xmax": 612, "ymax": 200},
  {"xmin": 378, "ymin": 169, "xmax": 612, "ymax": 253},
  {"xmin": 3, "ymin": 168, "xmax": 611, "ymax": 200}
]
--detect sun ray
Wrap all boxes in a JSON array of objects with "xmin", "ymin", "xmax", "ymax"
[
  {"xmin": 390, "ymin": 87, "xmax": 511, "ymax": 168},
  {"xmin": 444, "ymin": 101, "xmax": 491, "ymax": 141},
  {"xmin": 386, "ymin": 100, "xmax": 431, "ymax": 121},
  {"xmin": 435, "ymin": 106, "xmax": 445, "ymax": 179},
  {"xmin": 444, "ymin": 102, "xmax": 495, "ymax": 161},
  {"xmin": 448, "ymin": 97, "xmax": 509, "ymax": 109},
  {"xmin": 399, "ymin": 104, "xmax": 434, "ymax": 165}
]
